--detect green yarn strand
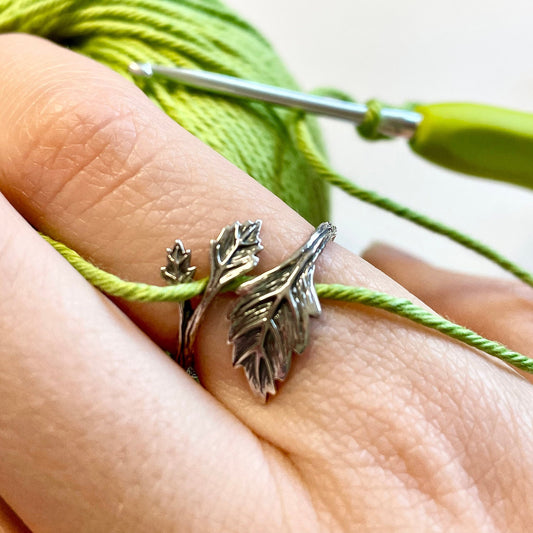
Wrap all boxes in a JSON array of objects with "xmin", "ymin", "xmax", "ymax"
[
  {"xmin": 41, "ymin": 232, "xmax": 533, "ymax": 375},
  {"xmin": 293, "ymin": 117, "xmax": 533, "ymax": 288},
  {"xmin": 40, "ymin": 234, "xmax": 208, "ymax": 302},
  {"xmin": 316, "ymin": 284, "xmax": 533, "ymax": 373}
]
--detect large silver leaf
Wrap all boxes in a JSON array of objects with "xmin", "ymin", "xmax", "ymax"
[{"xmin": 229, "ymin": 222, "xmax": 336, "ymax": 399}]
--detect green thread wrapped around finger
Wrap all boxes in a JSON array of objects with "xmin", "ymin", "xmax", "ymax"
[
  {"xmin": 42, "ymin": 232, "xmax": 533, "ymax": 375},
  {"xmin": 40, "ymin": 234, "xmax": 208, "ymax": 302}
]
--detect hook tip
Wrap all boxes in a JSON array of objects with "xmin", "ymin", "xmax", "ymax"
[{"xmin": 128, "ymin": 62, "xmax": 153, "ymax": 77}]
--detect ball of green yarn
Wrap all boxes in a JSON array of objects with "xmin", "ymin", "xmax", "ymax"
[{"xmin": 0, "ymin": 0, "xmax": 329, "ymax": 225}]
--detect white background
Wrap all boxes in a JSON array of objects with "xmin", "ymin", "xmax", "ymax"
[{"xmin": 227, "ymin": 0, "xmax": 533, "ymax": 277}]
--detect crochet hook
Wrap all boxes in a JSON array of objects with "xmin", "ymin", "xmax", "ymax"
[
  {"xmin": 128, "ymin": 62, "xmax": 421, "ymax": 138},
  {"xmin": 129, "ymin": 62, "xmax": 533, "ymax": 189}
]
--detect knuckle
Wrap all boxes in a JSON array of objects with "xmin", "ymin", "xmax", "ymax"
[
  {"xmin": 480, "ymin": 279, "xmax": 533, "ymax": 315},
  {"xmin": 9, "ymin": 79, "xmax": 149, "ymax": 217},
  {"xmin": 439, "ymin": 277, "xmax": 533, "ymax": 316}
]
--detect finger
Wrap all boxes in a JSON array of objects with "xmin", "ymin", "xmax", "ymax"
[
  {"xmin": 0, "ymin": 32, "xmax": 319, "ymax": 348},
  {"xmin": 3, "ymin": 34, "xmax": 533, "ymax": 530},
  {"xmin": 0, "ymin": 32, "xmax": 420, "ymax": 406},
  {"xmin": 363, "ymin": 242, "xmax": 533, "ymax": 358},
  {"xmin": 0, "ymin": 197, "xmax": 310, "ymax": 532}
]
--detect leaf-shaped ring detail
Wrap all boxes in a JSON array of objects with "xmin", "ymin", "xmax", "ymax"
[{"xmin": 228, "ymin": 222, "xmax": 337, "ymax": 400}]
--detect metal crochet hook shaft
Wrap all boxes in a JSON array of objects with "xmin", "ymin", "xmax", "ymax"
[
  {"xmin": 129, "ymin": 62, "xmax": 533, "ymax": 187},
  {"xmin": 129, "ymin": 62, "xmax": 422, "ymax": 139}
]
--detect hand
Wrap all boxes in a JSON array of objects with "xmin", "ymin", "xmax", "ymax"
[{"xmin": 1, "ymin": 34, "xmax": 532, "ymax": 532}]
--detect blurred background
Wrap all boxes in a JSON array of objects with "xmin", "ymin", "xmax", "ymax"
[{"xmin": 227, "ymin": 0, "xmax": 533, "ymax": 277}]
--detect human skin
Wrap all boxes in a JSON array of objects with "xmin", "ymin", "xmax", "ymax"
[{"xmin": 0, "ymin": 33, "xmax": 533, "ymax": 532}]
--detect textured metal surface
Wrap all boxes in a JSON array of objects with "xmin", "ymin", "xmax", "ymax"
[
  {"xmin": 182, "ymin": 220, "xmax": 263, "ymax": 368},
  {"xmin": 229, "ymin": 222, "xmax": 337, "ymax": 399},
  {"xmin": 161, "ymin": 240, "xmax": 196, "ymax": 367},
  {"xmin": 161, "ymin": 240, "xmax": 196, "ymax": 285}
]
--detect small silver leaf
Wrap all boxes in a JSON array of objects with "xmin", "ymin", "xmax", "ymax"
[
  {"xmin": 161, "ymin": 239, "xmax": 196, "ymax": 285},
  {"xmin": 210, "ymin": 220, "xmax": 263, "ymax": 286},
  {"xmin": 182, "ymin": 220, "xmax": 263, "ymax": 365}
]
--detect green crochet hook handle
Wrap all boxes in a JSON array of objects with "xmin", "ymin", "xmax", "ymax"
[{"xmin": 410, "ymin": 103, "xmax": 533, "ymax": 189}]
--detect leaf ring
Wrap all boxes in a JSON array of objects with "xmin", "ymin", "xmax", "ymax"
[{"xmin": 162, "ymin": 221, "xmax": 336, "ymax": 400}]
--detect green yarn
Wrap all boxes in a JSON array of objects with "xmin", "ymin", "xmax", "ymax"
[
  {"xmin": 0, "ymin": 0, "xmax": 329, "ymax": 226},
  {"xmin": 41, "ymin": 233, "xmax": 533, "ymax": 375},
  {"xmin": 40, "ymin": 233, "xmax": 210, "ymax": 302},
  {"xmin": 293, "ymin": 116, "xmax": 533, "ymax": 288},
  {"xmin": 2, "ymin": 0, "xmax": 533, "ymax": 378},
  {"xmin": 318, "ymin": 284, "xmax": 533, "ymax": 373},
  {"xmin": 310, "ymin": 88, "xmax": 397, "ymax": 141},
  {"xmin": 356, "ymin": 99, "xmax": 389, "ymax": 141}
]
